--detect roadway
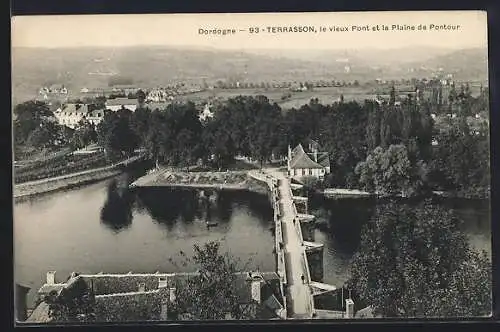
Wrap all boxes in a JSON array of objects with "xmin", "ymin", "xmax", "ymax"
[{"xmin": 264, "ymin": 168, "xmax": 314, "ymax": 319}]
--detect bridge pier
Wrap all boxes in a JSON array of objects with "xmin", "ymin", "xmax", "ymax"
[
  {"xmin": 298, "ymin": 214, "xmax": 316, "ymax": 242},
  {"xmin": 305, "ymin": 243, "xmax": 324, "ymax": 282},
  {"xmin": 293, "ymin": 196, "xmax": 309, "ymax": 214}
]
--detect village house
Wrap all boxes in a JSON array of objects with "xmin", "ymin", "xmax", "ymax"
[
  {"xmin": 105, "ymin": 98, "xmax": 139, "ymax": 112},
  {"xmin": 86, "ymin": 108, "xmax": 106, "ymax": 127},
  {"xmin": 54, "ymin": 103, "xmax": 90, "ymax": 129},
  {"xmin": 287, "ymin": 140, "xmax": 330, "ymax": 181},
  {"xmin": 22, "ymin": 270, "xmax": 285, "ymax": 323},
  {"xmin": 49, "ymin": 84, "xmax": 68, "ymax": 94},
  {"xmin": 146, "ymin": 88, "xmax": 168, "ymax": 102}
]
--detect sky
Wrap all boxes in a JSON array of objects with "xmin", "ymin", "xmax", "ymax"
[{"xmin": 11, "ymin": 11, "xmax": 487, "ymax": 50}]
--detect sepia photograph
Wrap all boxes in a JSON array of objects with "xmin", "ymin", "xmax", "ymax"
[{"xmin": 12, "ymin": 11, "xmax": 491, "ymax": 324}]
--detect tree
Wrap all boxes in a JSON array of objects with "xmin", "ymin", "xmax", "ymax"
[
  {"xmin": 45, "ymin": 276, "xmax": 96, "ymax": 322},
  {"xmin": 26, "ymin": 121, "xmax": 60, "ymax": 149},
  {"xmin": 97, "ymin": 110, "xmax": 139, "ymax": 159},
  {"xmin": 430, "ymin": 116, "xmax": 489, "ymax": 197},
  {"xmin": 13, "ymin": 101, "xmax": 53, "ymax": 144},
  {"xmin": 168, "ymin": 241, "xmax": 257, "ymax": 320},
  {"xmin": 348, "ymin": 201, "xmax": 492, "ymax": 318},
  {"xmin": 71, "ymin": 121, "xmax": 98, "ymax": 149},
  {"xmin": 136, "ymin": 89, "xmax": 147, "ymax": 104},
  {"xmin": 130, "ymin": 107, "xmax": 152, "ymax": 147},
  {"xmin": 355, "ymin": 144, "xmax": 428, "ymax": 197},
  {"xmin": 389, "ymin": 86, "xmax": 396, "ymax": 106}
]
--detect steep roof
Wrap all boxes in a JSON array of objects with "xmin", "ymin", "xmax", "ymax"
[
  {"xmin": 290, "ymin": 145, "xmax": 324, "ymax": 169},
  {"xmin": 307, "ymin": 152, "xmax": 330, "ymax": 168},
  {"xmin": 291, "ymin": 144, "xmax": 305, "ymax": 156},
  {"xmin": 59, "ymin": 103, "xmax": 89, "ymax": 115}
]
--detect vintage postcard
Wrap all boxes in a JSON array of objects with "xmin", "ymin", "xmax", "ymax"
[{"xmin": 12, "ymin": 11, "xmax": 491, "ymax": 324}]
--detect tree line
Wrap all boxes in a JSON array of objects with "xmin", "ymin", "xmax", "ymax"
[{"xmin": 13, "ymin": 86, "xmax": 489, "ymax": 198}]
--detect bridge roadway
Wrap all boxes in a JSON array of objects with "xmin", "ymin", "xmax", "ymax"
[{"xmin": 262, "ymin": 168, "xmax": 315, "ymax": 319}]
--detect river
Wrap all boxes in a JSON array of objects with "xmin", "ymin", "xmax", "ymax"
[{"xmin": 14, "ymin": 172, "xmax": 491, "ymax": 308}]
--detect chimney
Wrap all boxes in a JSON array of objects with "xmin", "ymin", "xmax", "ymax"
[
  {"xmin": 169, "ymin": 288, "xmax": 176, "ymax": 303},
  {"xmin": 251, "ymin": 278, "xmax": 262, "ymax": 304},
  {"xmin": 46, "ymin": 271, "xmax": 56, "ymax": 285},
  {"xmin": 314, "ymin": 150, "xmax": 318, "ymax": 162},
  {"xmin": 345, "ymin": 298, "xmax": 354, "ymax": 318}
]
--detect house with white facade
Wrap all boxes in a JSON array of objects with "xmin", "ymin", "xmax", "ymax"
[
  {"xmin": 146, "ymin": 88, "xmax": 168, "ymax": 102},
  {"xmin": 105, "ymin": 98, "xmax": 139, "ymax": 112},
  {"xmin": 53, "ymin": 103, "xmax": 90, "ymax": 129},
  {"xmin": 287, "ymin": 140, "xmax": 330, "ymax": 181}
]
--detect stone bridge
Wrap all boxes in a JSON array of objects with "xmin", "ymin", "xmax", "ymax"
[{"xmin": 249, "ymin": 169, "xmax": 349, "ymax": 320}]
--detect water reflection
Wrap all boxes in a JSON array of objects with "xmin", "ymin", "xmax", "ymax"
[
  {"xmin": 310, "ymin": 195, "xmax": 375, "ymax": 254},
  {"xmin": 135, "ymin": 188, "xmax": 207, "ymax": 226},
  {"xmin": 100, "ymin": 178, "xmax": 133, "ymax": 233},
  {"xmin": 132, "ymin": 187, "xmax": 273, "ymax": 231}
]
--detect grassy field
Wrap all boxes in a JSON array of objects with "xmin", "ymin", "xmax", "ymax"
[{"xmin": 179, "ymin": 86, "xmax": 382, "ymax": 109}]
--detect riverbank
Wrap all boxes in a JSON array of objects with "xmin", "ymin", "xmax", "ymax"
[
  {"xmin": 14, "ymin": 155, "xmax": 146, "ymax": 202},
  {"xmin": 317, "ymin": 188, "xmax": 489, "ymax": 200},
  {"xmin": 14, "ymin": 168, "xmax": 122, "ymax": 203}
]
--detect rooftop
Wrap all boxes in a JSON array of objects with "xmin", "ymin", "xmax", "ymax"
[
  {"xmin": 30, "ymin": 271, "xmax": 284, "ymax": 322},
  {"xmin": 57, "ymin": 103, "xmax": 89, "ymax": 115},
  {"xmin": 290, "ymin": 144, "xmax": 325, "ymax": 169}
]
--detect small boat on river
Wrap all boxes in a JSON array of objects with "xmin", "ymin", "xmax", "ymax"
[{"xmin": 206, "ymin": 221, "xmax": 218, "ymax": 228}]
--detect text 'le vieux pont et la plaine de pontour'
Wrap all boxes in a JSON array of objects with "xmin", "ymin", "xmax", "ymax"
[{"xmin": 198, "ymin": 23, "xmax": 461, "ymax": 35}]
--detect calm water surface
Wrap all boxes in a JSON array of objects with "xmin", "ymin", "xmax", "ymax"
[
  {"xmin": 14, "ymin": 173, "xmax": 275, "ymax": 306},
  {"xmin": 14, "ymin": 173, "xmax": 491, "ymax": 306}
]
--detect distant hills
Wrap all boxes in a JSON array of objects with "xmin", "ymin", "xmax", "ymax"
[
  {"xmin": 404, "ymin": 48, "xmax": 488, "ymax": 81},
  {"xmin": 11, "ymin": 46, "xmax": 488, "ymax": 105}
]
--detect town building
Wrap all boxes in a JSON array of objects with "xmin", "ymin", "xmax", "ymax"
[
  {"xmin": 86, "ymin": 108, "xmax": 106, "ymax": 127},
  {"xmin": 146, "ymin": 88, "xmax": 168, "ymax": 102},
  {"xmin": 40, "ymin": 84, "xmax": 68, "ymax": 95},
  {"xmin": 54, "ymin": 103, "xmax": 90, "ymax": 129},
  {"xmin": 287, "ymin": 140, "xmax": 330, "ymax": 181},
  {"xmin": 23, "ymin": 270, "xmax": 285, "ymax": 323},
  {"xmin": 105, "ymin": 98, "xmax": 139, "ymax": 112}
]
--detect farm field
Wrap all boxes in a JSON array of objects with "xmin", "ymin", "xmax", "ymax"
[{"xmin": 180, "ymin": 86, "xmax": 385, "ymax": 108}]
